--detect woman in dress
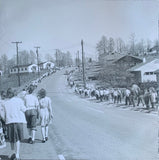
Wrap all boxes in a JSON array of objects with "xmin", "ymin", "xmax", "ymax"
[{"xmin": 38, "ymin": 88, "xmax": 53, "ymax": 143}]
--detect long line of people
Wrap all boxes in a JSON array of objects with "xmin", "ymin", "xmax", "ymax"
[
  {"xmin": 0, "ymin": 68, "xmax": 56, "ymax": 160},
  {"xmin": 74, "ymin": 86, "xmax": 158, "ymax": 109}
]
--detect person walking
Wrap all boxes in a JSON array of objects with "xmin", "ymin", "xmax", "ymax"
[
  {"xmin": 137, "ymin": 89, "xmax": 145, "ymax": 107},
  {"xmin": 24, "ymin": 85, "xmax": 39, "ymax": 144},
  {"xmin": 117, "ymin": 88, "xmax": 122, "ymax": 103},
  {"xmin": 113, "ymin": 89, "xmax": 118, "ymax": 104},
  {"xmin": 144, "ymin": 89, "xmax": 150, "ymax": 109},
  {"xmin": 38, "ymin": 88, "xmax": 53, "ymax": 143},
  {"xmin": 2, "ymin": 88, "xmax": 26, "ymax": 160},
  {"xmin": 129, "ymin": 90, "xmax": 135, "ymax": 107},
  {"xmin": 150, "ymin": 88, "xmax": 157, "ymax": 109},
  {"xmin": 125, "ymin": 88, "xmax": 131, "ymax": 105}
]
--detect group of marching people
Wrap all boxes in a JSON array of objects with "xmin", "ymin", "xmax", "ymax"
[
  {"xmin": 74, "ymin": 85, "xmax": 158, "ymax": 109},
  {"xmin": 0, "ymin": 86, "xmax": 53, "ymax": 160}
]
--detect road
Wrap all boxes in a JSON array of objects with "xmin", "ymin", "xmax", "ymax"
[{"xmin": 1, "ymin": 69, "xmax": 158, "ymax": 160}]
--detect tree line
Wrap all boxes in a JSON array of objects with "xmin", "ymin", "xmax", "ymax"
[
  {"xmin": 0, "ymin": 49, "xmax": 75, "ymax": 75},
  {"xmin": 96, "ymin": 34, "xmax": 158, "ymax": 56}
]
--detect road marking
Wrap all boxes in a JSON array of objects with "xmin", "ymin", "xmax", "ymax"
[
  {"xmin": 58, "ymin": 154, "xmax": 65, "ymax": 160},
  {"xmin": 87, "ymin": 106, "xmax": 104, "ymax": 114}
]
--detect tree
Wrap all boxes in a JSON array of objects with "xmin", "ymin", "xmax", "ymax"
[
  {"xmin": 45, "ymin": 53, "xmax": 54, "ymax": 62},
  {"xmin": 129, "ymin": 33, "xmax": 136, "ymax": 55},
  {"xmin": 108, "ymin": 37, "xmax": 115, "ymax": 54},
  {"xmin": 135, "ymin": 39, "xmax": 145, "ymax": 56},
  {"xmin": 29, "ymin": 50, "xmax": 36, "ymax": 64},
  {"xmin": 154, "ymin": 40, "xmax": 159, "ymax": 54},
  {"xmin": 97, "ymin": 63, "xmax": 134, "ymax": 87},
  {"xmin": 96, "ymin": 36, "xmax": 108, "ymax": 55},
  {"xmin": 116, "ymin": 38, "xmax": 125, "ymax": 54},
  {"xmin": 18, "ymin": 50, "xmax": 30, "ymax": 65},
  {"xmin": 0, "ymin": 54, "xmax": 8, "ymax": 74}
]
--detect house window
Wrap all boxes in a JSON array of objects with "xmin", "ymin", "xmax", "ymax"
[
  {"xmin": 14, "ymin": 69, "xmax": 16, "ymax": 72},
  {"xmin": 11, "ymin": 69, "xmax": 13, "ymax": 72},
  {"xmin": 145, "ymin": 72, "xmax": 154, "ymax": 75},
  {"xmin": 25, "ymin": 68, "xmax": 27, "ymax": 70},
  {"xmin": 21, "ymin": 68, "xmax": 23, "ymax": 71},
  {"xmin": 145, "ymin": 72, "xmax": 149, "ymax": 75}
]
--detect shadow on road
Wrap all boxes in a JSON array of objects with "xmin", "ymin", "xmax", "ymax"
[{"xmin": 21, "ymin": 138, "xmax": 42, "ymax": 144}]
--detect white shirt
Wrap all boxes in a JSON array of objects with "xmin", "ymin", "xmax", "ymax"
[
  {"xmin": 125, "ymin": 89, "xmax": 131, "ymax": 97},
  {"xmin": 2, "ymin": 97, "xmax": 27, "ymax": 124},
  {"xmin": 24, "ymin": 94, "xmax": 39, "ymax": 110},
  {"xmin": 0, "ymin": 99, "xmax": 5, "ymax": 121}
]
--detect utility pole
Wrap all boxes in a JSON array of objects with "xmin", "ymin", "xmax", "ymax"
[
  {"xmin": 55, "ymin": 49, "xmax": 58, "ymax": 67},
  {"xmin": 81, "ymin": 40, "xmax": 86, "ymax": 88},
  {"xmin": 34, "ymin": 46, "xmax": 40, "ymax": 76},
  {"xmin": 12, "ymin": 41, "xmax": 22, "ymax": 87},
  {"xmin": 158, "ymin": 19, "xmax": 159, "ymax": 54}
]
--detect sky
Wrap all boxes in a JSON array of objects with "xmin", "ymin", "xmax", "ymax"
[{"xmin": 0, "ymin": 0, "xmax": 159, "ymax": 60}]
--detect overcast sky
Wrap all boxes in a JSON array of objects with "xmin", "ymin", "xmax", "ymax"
[{"xmin": 0, "ymin": 0, "xmax": 159, "ymax": 60}]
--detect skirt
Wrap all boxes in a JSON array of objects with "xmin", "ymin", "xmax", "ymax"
[
  {"xmin": 40, "ymin": 108, "xmax": 50, "ymax": 127},
  {"xmin": 7, "ymin": 123, "xmax": 24, "ymax": 143}
]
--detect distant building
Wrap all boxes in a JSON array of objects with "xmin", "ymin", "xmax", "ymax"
[
  {"xmin": 86, "ymin": 62, "xmax": 102, "ymax": 80},
  {"xmin": 148, "ymin": 45, "xmax": 159, "ymax": 55},
  {"xmin": 98, "ymin": 53, "xmax": 125, "ymax": 65},
  {"xmin": 114, "ymin": 55, "xmax": 143, "ymax": 70},
  {"xmin": 39, "ymin": 61, "xmax": 55, "ymax": 70},
  {"xmin": 10, "ymin": 64, "xmax": 38, "ymax": 74},
  {"xmin": 154, "ymin": 69, "xmax": 159, "ymax": 87},
  {"xmin": 128, "ymin": 58, "xmax": 159, "ymax": 83}
]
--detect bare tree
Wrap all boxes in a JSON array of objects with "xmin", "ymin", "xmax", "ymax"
[
  {"xmin": 0, "ymin": 54, "xmax": 8, "ymax": 74},
  {"xmin": 96, "ymin": 36, "xmax": 108, "ymax": 55},
  {"xmin": 116, "ymin": 38, "xmax": 125, "ymax": 54},
  {"xmin": 135, "ymin": 39, "xmax": 145, "ymax": 56},
  {"xmin": 29, "ymin": 50, "xmax": 36, "ymax": 64},
  {"xmin": 108, "ymin": 37, "xmax": 115, "ymax": 54},
  {"xmin": 129, "ymin": 33, "xmax": 136, "ymax": 55}
]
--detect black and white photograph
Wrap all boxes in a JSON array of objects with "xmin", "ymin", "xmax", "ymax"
[{"xmin": 0, "ymin": 0, "xmax": 159, "ymax": 160}]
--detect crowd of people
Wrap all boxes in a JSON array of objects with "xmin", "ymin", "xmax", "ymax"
[
  {"xmin": 73, "ymin": 84, "xmax": 159, "ymax": 109},
  {"xmin": 0, "ymin": 87, "xmax": 53, "ymax": 160},
  {"xmin": 0, "ymin": 70, "xmax": 55, "ymax": 160}
]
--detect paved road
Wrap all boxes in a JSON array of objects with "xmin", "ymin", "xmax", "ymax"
[{"xmin": 0, "ymin": 69, "xmax": 158, "ymax": 160}]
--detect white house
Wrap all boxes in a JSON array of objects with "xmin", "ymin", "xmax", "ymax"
[
  {"xmin": 10, "ymin": 64, "xmax": 38, "ymax": 74},
  {"xmin": 128, "ymin": 58, "xmax": 159, "ymax": 83},
  {"xmin": 39, "ymin": 61, "xmax": 55, "ymax": 70}
]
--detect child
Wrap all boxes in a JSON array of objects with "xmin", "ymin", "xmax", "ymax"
[{"xmin": 37, "ymin": 89, "xmax": 53, "ymax": 143}]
